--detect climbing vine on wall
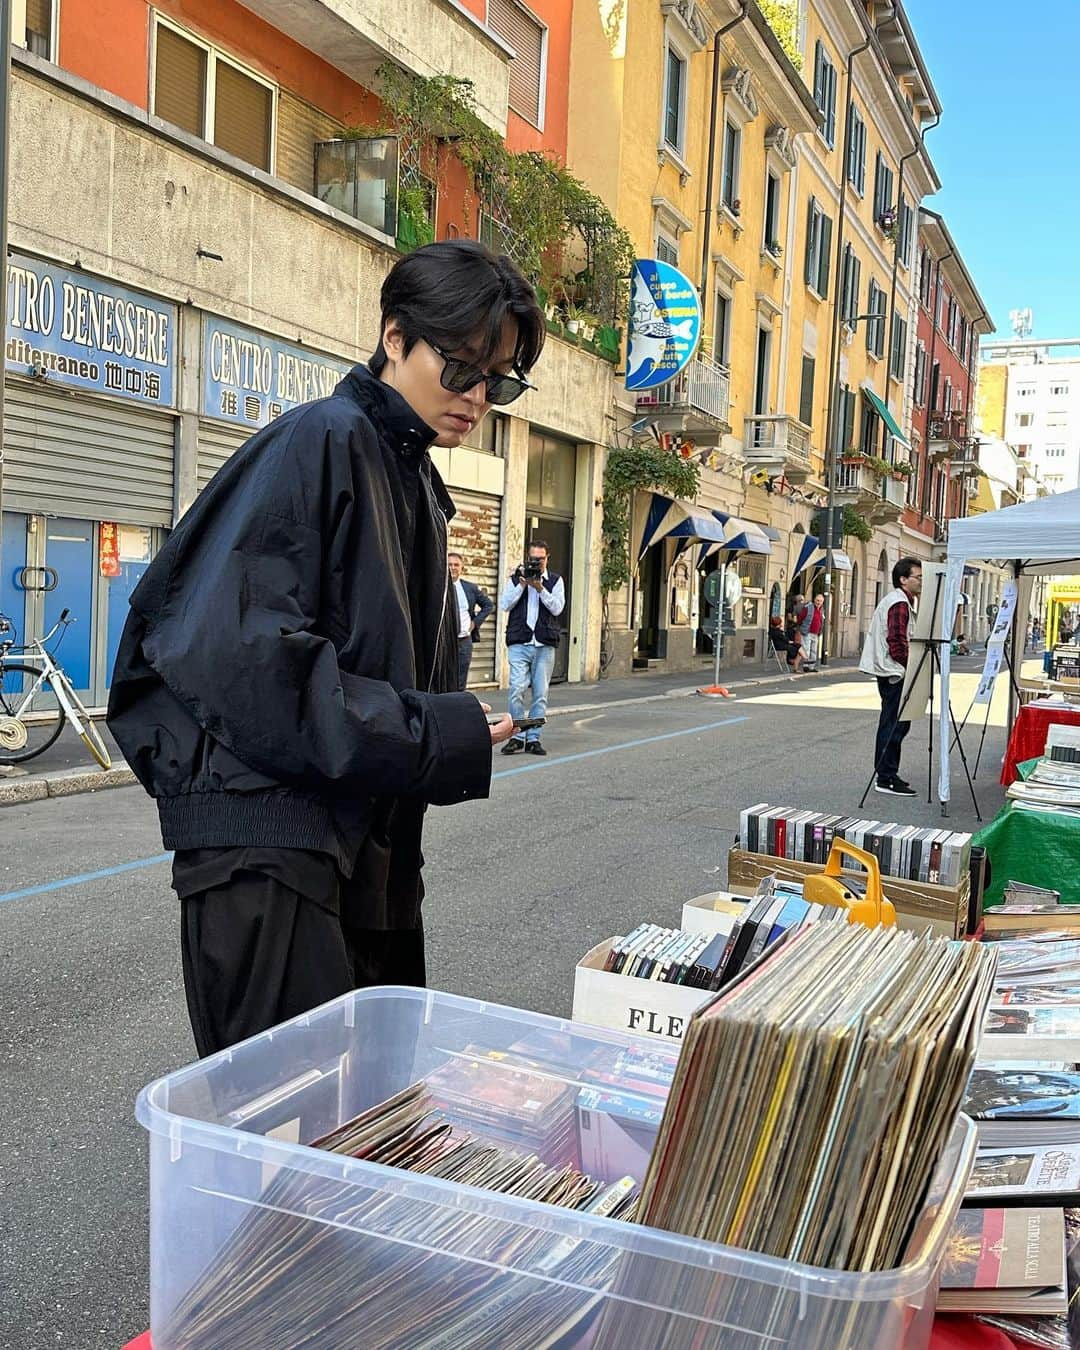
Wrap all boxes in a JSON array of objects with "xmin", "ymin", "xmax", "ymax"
[{"xmin": 601, "ymin": 447, "xmax": 701, "ymax": 595}]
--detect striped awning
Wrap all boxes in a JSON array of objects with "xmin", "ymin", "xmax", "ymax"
[
  {"xmin": 638, "ymin": 494, "xmax": 733, "ymax": 560},
  {"xmin": 794, "ymin": 534, "xmax": 820, "ymax": 576}
]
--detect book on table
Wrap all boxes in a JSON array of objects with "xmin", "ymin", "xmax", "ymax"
[{"xmin": 937, "ymin": 1206, "xmax": 1068, "ymax": 1315}]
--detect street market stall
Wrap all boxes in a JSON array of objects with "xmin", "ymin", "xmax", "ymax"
[{"xmin": 939, "ymin": 486, "xmax": 1080, "ymax": 806}]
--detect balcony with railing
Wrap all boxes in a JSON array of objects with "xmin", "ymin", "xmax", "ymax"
[
  {"xmin": 634, "ymin": 354, "xmax": 732, "ymax": 447},
  {"xmin": 742, "ymin": 415, "xmax": 815, "ymax": 482},
  {"xmin": 927, "ymin": 411, "xmax": 970, "ymax": 457},
  {"xmin": 834, "ymin": 459, "xmax": 906, "ymax": 522},
  {"xmin": 947, "ymin": 440, "xmax": 981, "ymax": 478}
]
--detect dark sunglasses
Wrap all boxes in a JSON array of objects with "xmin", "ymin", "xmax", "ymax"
[{"xmin": 426, "ymin": 340, "xmax": 534, "ymax": 406}]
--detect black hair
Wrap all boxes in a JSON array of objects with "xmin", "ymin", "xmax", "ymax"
[
  {"xmin": 369, "ymin": 240, "xmax": 545, "ymax": 378},
  {"xmin": 529, "ymin": 539, "xmax": 549, "ymax": 554},
  {"xmin": 447, "ymin": 551, "xmax": 463, "ymax": 562},
  {"xmin": 892, "ymin": 556, "xmax": 922, "ymax": 589}
]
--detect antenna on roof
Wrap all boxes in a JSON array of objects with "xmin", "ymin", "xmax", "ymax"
[{"xmin": 1009, "ymin": 308, "xmax": 1033, "ymax": 339}]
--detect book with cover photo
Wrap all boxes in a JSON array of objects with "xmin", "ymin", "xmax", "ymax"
[
  {"xmin": 937, "ymin": 1207, "xmax": 1067, "ymax": 1315},
  {"xmin": 964, "ymin": 1068, "xmax": 1080, "ymax": 1146},
  {"xmin": 965, "ymin": 1146, "xmax": 1080, "ymax": 1206},
  {"xmin": 982, "ymin": 1006, "xmax": 1080, "ymax": 1060}
]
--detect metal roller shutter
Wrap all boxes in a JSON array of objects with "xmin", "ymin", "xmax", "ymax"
[
  {"xmin": 4, "ymin": 381, "xmax": 175, "ymax": 525},
  {"xmin": 276, "ymin": 90, "xmax": 344, "ymax": 196},
  {"xmin": 487, "ymin": 0, "xmax": 545, "ymax": 127},
  {"xmin": 198, "ymin": 419, "xmax": 252, "ymax": 493},
  {"xmin": 447, "ymin": 488, "xmax": 502, "ymax": 685}
]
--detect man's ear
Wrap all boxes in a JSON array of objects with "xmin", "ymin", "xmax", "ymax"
[{"xmin": 382, "ymin": 318, "xmax": 406, "ymax": 363}]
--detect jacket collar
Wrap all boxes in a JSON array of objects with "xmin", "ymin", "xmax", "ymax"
[{"xmin": 337, "ymin": 363, "xmax": 437, "ymax": 456}]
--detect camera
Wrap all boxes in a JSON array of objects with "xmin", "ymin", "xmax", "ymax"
[{"xmin": 523, "ymin": 558, "xmax": 544, "ymax": 581}]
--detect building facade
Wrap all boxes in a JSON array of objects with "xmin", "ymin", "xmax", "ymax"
[
  {"xmin": 1, "ymin": 0, "xmax": 620, "ymax": 705},
  {"xmin": 902, "ymin": 209, "xmax": 991, "ymax": 558},
  {"xmin": 979, "ymin": 337, "xmax": 1080, "ymax": 501}
]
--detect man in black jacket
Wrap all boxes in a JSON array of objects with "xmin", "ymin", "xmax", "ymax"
[
  {"xmin": 448, "ymin": 551, "xmax": 494, "ymax": 690},
  {"xmin": 108, "ymin": 240, "xmax": 544, "ymax": 1056}
]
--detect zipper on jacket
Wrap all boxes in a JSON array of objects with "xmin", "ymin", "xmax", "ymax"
[{"xmin": 429, "ymin": 503, "xmax": 448, "ymax": 692}]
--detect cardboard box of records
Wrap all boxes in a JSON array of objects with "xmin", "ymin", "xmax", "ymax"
[
  {"xmin": 727, "ymin": 848, "xmax": 970, "ymax": 938},
  {"xmin": 573, "ymin": 937, "xmax": 712, "ymax": 1042}
]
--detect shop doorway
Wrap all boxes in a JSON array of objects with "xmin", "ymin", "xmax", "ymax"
[
  {"xmin": 1, "ymin": 512, "xmax": 158, "ymax": 706},
  {"xmin": 636, "ymin": 546, "xmax": 664, "ymax": 660}
]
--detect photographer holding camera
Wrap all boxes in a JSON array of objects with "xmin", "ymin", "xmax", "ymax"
[{"xmin": 500, "ymin": 540, "xmax": 565, "ymax": 756}]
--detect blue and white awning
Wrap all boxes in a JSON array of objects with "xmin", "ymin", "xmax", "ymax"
[
  {"xmin": 794, "ymin": 534, "xmax": 821, "ymax": 576},
  {"xmin": 794, "ymin": 534, "xmax": 853, "ymax": 575},
  {"xmin": 638, "ymin": 494, "xmax": 733, "ymax": 560}
]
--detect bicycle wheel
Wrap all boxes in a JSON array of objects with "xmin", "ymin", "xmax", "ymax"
[
  {"xmin": 0, "ymin": 664, "xmax": 66, "ymax": 764},
  {"xmin": 61, "ymin": 679, "xmax": 113, "ymax": 770}
]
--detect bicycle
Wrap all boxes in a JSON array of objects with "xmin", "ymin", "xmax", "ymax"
[{"xmin": 0, "ymin": 610, "xmax": 112, "ymax": 769}]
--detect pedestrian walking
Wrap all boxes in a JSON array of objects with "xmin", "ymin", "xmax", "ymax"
[
  {"xmin": 448, "ymin": 552, "xmax": 494, "ymax": 691},
  {"xmin": 859, "ymin": 556, "xmax": 922, "ymax": 797},
  {"xmin": 107, "ymin": 239, "xmax": 544, "ymax": 1056},
  {"xmin": 500, "ymin": 540, "xmax": 565, "ymax": 757}
]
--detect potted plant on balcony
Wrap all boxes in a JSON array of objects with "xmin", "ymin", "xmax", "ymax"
[
  {"xmin": 877, "ymin": 206, "xmax": 897, "ymax": 240},
  {"xmin": 841, "ymin": 448, "xmax": 868, "ymax": 464},
  {"xmin": 891, "ymin": 460, "xmax": 914, "ymax": 478},
  {"xmin": 765, "ymin": 239, "xmax": 783, "ymax": 259},
  {"xmin": 867, "ymin": 455, "xmax": 892, "ymax": 479}
]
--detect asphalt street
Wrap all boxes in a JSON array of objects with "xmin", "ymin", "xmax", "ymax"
[{"xmin": 1, "ymin": 665, "xmax": 1009, "ymax": 1348}]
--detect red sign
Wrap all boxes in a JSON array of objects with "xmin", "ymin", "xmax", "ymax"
[{"xmin": 99, "ymin": 522, "xmax": 121, "ymax": 578}]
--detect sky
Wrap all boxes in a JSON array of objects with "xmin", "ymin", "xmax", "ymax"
[{"xmin": 903, "ymin": 0, "xmax": 1079, "ymax": 342}]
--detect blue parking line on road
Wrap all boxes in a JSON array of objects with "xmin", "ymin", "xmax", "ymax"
[
  {"xmin": 0, "ymin": 716, "xmax": 750, "ymax": 905},
  {"xmin": 0, "ymin": 853, "xmax": 172, "ymax": 905},
  {"xmin": 492, "ymin": 716, "xmax": 749, "ymax": 778}
]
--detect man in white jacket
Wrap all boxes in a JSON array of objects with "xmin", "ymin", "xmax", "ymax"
[{"xmin": 859, "ymin": 557, "xmax": 922, "ymax": 796}]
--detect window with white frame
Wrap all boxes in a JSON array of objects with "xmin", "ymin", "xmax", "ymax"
[
  {"xmin": 840, "ymin": 243, "xmax": 861, "ymax": 325},
  {"xmin": 1015, "ymin": 384, "xmax": 1036, "ymax": 397},
  {"xmin": 872, "ymin": 152, "xmax": 894, "ymax": 227},
  {"xmin": 663, "ymin": 45, "xmax": 688, "ymax": 155},
  {"xmin": 1016, "ymin": 412, "xmax": 1034, "ymax": 427},
  {"xmin": 913, "ymin": 342, "xmax": 928, "ymax": 407},
  {"xmin": 812, "ymin": 40, "xmax": 837, "ymax": 147},
  {"xmin": 656, "ymin": 232, "xmax": 680, "ymax": 266},
  {"xmin": 897, "ymin": 195, "xmax": 914, "ymax": 268},
  {"xmin": 1051, "ymin": 382, "xmax": 1070, "ymax": 396},
  {"xmin": 26, "ymin": 0, "xmax": 56, "ymax": 58},
  {"xmin": 865, "ymin": 279, "xmax": 886, "ymax": 359},
  {"xmin": 1046, "ymin": 445, "xmax": 1067, "ymax": 458},
  {"xmin": 714, "ymin": 290, "xmax": 732, "ymax": 366},
  {"xmin": 1046, "ymin": 412, "xmax": 1067, "ymax": 428},
  {"xmin": 919, "ymin": 249, "xmax": 935, "ymax": 308},
  {"xmin": 153, "ymin": 17, "xmax": 275, "ymax": 172},
  {"xmin": 763, "ymin": 171, "xmax": 781, "ymax": 253},
  {"xmin": 721, "ymin": 120, "xmax": 741, "ymax": 212},
  {"xmin": 804, "ymin": 197, "xmax": 832, "ymax": 296},
  {"xmin": 890, "ymin": 313, "xmax": 908, "ymax": 382},
  {"xmin": 846, "ymin": 103, "xmax": 866, "ymax": 193},
  {"xmin": 488, "ymin": 0, "xmax": 547, "ymax": 128}
]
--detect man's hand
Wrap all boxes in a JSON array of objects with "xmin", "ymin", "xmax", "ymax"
[
  {"xmin": 527, "ymin": 576, "xmax": 544, "ymax": 592},
  {"xmin": 476, "ymin": 700, "xmax": 515, "ymax": 747}
]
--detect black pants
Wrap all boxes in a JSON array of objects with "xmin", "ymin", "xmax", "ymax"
[
  {"xmin": 875, "ymin": 675, "xmax": 910, "ymax": 783},
  {"xmin": 180, "ymin": 864, "xmax": 425, "ymax": 1058},
  {"xmin": 457, "ymin": 636, "xmax": 473, "ymax": 691}
]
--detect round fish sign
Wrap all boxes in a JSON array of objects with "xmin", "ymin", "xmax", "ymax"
[{"xmin": 625, "ymin": 259, "xmax": 702, "ymax": 392}]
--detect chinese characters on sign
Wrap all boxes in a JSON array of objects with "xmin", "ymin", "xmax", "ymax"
[
  {"xmin": 99, "ymin": 523, "xmax": 121, "ymax": 578},
  {"xmin": 625, "ymin": 259, "xmax": 702, "ymax": 392},
  {"xmin": 5, "ymin": 253, "xmax": 176, "ymax": 406},
  {"xmin": 202, "ymin": 317, "xmax": 353, "ymax": 429}
]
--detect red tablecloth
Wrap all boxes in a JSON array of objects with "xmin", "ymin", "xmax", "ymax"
[
  {"xmin": 1001, "ymin": 702, "xmax": 1080, "ymax": 785},
  {"xmin": 122, "ymin": 1317, "xmax": 1036, "ymax": 1349}
]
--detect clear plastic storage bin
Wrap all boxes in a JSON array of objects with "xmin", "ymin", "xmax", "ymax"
[{"xmin": 137, "ymin": 986, "xmax": 975, "ymax": 1349}]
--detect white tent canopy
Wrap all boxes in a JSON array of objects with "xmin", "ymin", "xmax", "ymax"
[{"xmin": 938, "ymin": 487, "xmax": 1080, "ymax": 803}]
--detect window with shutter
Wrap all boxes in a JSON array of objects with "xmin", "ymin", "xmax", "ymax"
[
  {"xmin": 663, "ymin": 45, "xmax": 686, "ymax": 152},
  {"xmin": 817, "ymin": 212, "xmax": 832, "ymax": 296},
  {"xmin": 154, "ymin": 25, "xmax": 208, "ymax": 138},
  {"xmin": 488, "ymin": 0, "xmax": 546, "ymax": 128},
  {"xmin": 842, "ymin": 385, "xmax": 856, "ymax": 451},
  {"xmin": 813, "ymin": 41, "xmax": 837, "ymax": 148},
  {"xmin": 799, "ymin": 356, "xmax": 815, "ymax": 427},
  {"xmin": 722, "ymin": 121, "xmax": 740, "ymax": 209},
  {"xmin": 804, "ymin": 198, "xmax": 818, "ymax": 287},
  {"xmin": 26, "ymin": 0, "xmax": 53, "ymax": 57},
  {"xmin": 847, "ymin": 105, "xmax": 866, "ymax": 194},
  {"xmin": 215, "ymin": 61, "xmax": 273, "ymax": 171}
]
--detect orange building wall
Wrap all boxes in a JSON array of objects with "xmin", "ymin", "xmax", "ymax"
[
  {"xmin": 504, "ymin": 0, "xmax": 571, "ymax": 160},
  {"xmin": 58, "ymin": 0, "xmax": 380, "ymax": 125}
]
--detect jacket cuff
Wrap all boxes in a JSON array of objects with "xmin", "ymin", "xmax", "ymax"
[{"xmin": 420, "ymin": 691, "xmax": 493, "ymax": 804}]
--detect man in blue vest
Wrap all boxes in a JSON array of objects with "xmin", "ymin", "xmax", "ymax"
[{"xmin": 500, "ymin": 540, "xmax": 565, "ymax": 756}]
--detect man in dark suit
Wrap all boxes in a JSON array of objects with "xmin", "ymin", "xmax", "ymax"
[{"xmin": 449, "ymin": 552, "xmax": 495, "ymax": 690}]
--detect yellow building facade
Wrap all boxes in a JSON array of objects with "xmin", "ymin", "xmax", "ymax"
[{"xmin": 567, "ymin": 0, "xmax": 942, "ymax": 673}]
